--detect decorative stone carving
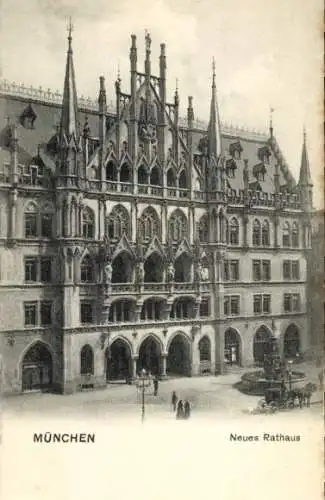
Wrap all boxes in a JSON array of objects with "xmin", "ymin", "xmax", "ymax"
[
  {"xmin": 104, "ymin": 261, "xmax": 112, "ymax": 284},
  {"xmin": 136, "ymin": 262, "xmax": 144, "ymax": 283},
  {"xmin": 167, "ymin": 262, "xmax": 175, "ymax": 282}
]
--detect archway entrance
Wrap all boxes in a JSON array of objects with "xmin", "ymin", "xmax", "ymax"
[
  {"xmin": 283, "ymin": 324, "xmax": 300, "ymax": 358},
  {"xmin": 138, "ymin": 336, "xmax": 162, "ymax": 376},
  {"xmin": 253, "ymin": 326, "xmax": 272, "ymax": 365},
  {"xmin": 167, "ymin": 334, "xmax": 191, "ymax": 376},
  {"xmin": 144, "ymin": 253, "xmax": 163, "ymax": 282},
  {"xmin": 112, "ymin": 252, "xmax": 133, "ymax": 283},
  {"xmin": 22, "ymin": 342, "xmax": 53, "ymax": 392},
  {"xmin": 106, "ymin": 339, "xmax": 132, "ymax": 381},
  {"xmin": 224, "ymin": 329, "xmax": 241, "ymax": 366}
]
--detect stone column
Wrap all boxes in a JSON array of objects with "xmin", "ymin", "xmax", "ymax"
[
  {"xmin": 132, "ymin": 355, "xmax": 139, "ymax": 379},
  {"xmin": 135, "ymin": 302, "xmax": 143, "ymax": 322},
  {"xmin": 161, "ymin": 353, "xmax": 167, "ymax": 378}
]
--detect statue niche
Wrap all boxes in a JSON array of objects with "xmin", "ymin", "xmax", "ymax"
[{"xmin": 138, "ymin": 97, "xmax": 157, "ymax": 143}]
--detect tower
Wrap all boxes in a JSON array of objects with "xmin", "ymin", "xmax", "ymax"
[{"xmin": 298, "ymin": 128, "xmax": 313, "ymax": 213}]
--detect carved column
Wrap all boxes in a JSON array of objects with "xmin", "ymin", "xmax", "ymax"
[
  {"xmin": 8, "ymin": 189, "xmax": 17, "ymax": 239},
  {"xmin": 161, "ymin": 353, "xmax": 167, "ymax": 378},
  {"xmin": 243, "ymin": 210, "xmax": 249, "ymax": 248},
  {"xmin": 132, "ymin": 355, "xmax": 139, "ymax": 379},
  {"xmin": 135, "ymin": 302, "xmax": 143, "ymax": 322}
]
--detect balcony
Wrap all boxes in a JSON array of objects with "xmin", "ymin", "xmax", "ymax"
[{"xmin": 108, "ymin": 281, "xmax": 211, "ymax": 295}]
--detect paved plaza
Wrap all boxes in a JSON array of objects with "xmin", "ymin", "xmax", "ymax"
[{"xmin": 2, "ymin": 362, "xmax": 322, "ymax": 421}]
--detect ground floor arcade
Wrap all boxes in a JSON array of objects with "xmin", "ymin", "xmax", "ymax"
[{"xmin": 1, "ymin": 318, "xmax": 308, "ymax": 395}]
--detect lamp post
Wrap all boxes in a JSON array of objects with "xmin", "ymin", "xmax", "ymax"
[
  {"xmin": 135, "ymin": 368, "xmax": 152, "ymax": 423},
  {"xmin": 287, "ymin": 359, "xmax": 293, "ymax": 391}
]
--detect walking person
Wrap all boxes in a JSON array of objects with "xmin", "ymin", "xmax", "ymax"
[
  {"xmin": 184, "ymin": 400, "xmax": 191, "ymax": 419},
  {"xmin": 176, "ymin": 399, "xmax": 184, "ymax": 420},
  {"xmin": 153, "ymin": 375, "xmax": 159, "ymax": 396},
  {"xmin": 171, "ymin": 391, "xmax": 178, "ymax": 412}
]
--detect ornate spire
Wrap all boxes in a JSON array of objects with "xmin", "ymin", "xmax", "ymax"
[
  {"xmin": 60, "ymin": 18, "xmax": 79, "ymax": 139},
  {"xmin": 208, "ymin": 57, "xmax": 222, "ymax": 158},
  {"xmin": 299, "ymin": 126, "xmax": 312, "ymax": 186}
]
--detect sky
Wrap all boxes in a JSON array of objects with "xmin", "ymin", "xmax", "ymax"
[{"xmin": 0, "ymin": 0, "xmax": 323, "ymax": 207}]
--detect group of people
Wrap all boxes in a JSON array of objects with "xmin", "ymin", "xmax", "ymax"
[{"xmin": 171, "ymin": 391, "xmax": 191, "ymax": 420}]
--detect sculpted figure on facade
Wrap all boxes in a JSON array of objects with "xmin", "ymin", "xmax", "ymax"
[
  {"xmin": 167, "ymin": 262, "xmax": 175, "ymax": 282},
  {"xmin": 104, "ymin": 261, "xmax": 113, "ymax": 284}
]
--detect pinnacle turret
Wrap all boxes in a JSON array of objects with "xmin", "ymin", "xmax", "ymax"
[
  {"xmin": 60, "ymin": 18, "xmax": 79, "ymax": 140},
  {"xmin": 207, "ymin": 58, "xmax": 222, "ymax": 159}
]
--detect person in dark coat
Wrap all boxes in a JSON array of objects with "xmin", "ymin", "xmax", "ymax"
[
  {"xmin": 153, "ymin": 376, "xmax": 159, "ymax": 396},
  {"xmin": 184, "ymin": 400, "xmax": 191, "ymax": 419},
  {"xmin": 171, "ymin": 391, "xmax": 178, "ymax": 412},
  {"xmin": 176, "ymin": 400, "xmax": 184, "ymax": 420}
]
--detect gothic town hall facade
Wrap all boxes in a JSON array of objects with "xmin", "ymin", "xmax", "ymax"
[{"xmin": 0, "ymin": 29, "xmax": 313, "ymax": 394}]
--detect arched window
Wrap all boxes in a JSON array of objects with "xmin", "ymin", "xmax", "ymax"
[
  {"xmin": 199, "ymin": 336, "xmax": 211, "ymax": 361},
  {"xmin": 107, "ymin": 205, "xmax": 130, "ymax": 241},
  {"xmin": 138, "ymin": 207, "xmax": 160, "ymax": 242},
  {"xmin": 82, "ymin": 207, "xmax": 95, "ymax": 239},
  {"xmin": 120, "ymin": 163, "xmax": 132, "ymax": 183},
  {"xmin": 168, "ymin": 210, "xmax": 188, "ymax": 242},
  {"xmin": 109, "ymin": 299, "xmax": 135, "ymax": 322},
  {"xmin": 105, "ymin": 161, "xmax": 118, "ymax": 181},
  {"xmin": 167, "ymin": 168, "xmax": 177, "ymax": 187},
  {"xmin": 80, "ymin": 345, "xmax": 94, "ymax": 375},
  {"xmin": 252, "ymin": 219, "xmax": 261, "ymax": 246},
  {"xmin": 292, "ymin": 222, "xmax": 299, "ymax": 248},
  {"xmin": 24, "ymin": 203, "xmax": 38, "ymax": 238},
  {"xmin": 137, "ymin": 164, "xmax": 148, "ymax": 185},
  {"xmin": 261, "ymin": 220, "xmax": 270, "ymax": 247},
  {"xmin": 80, "ymin": 255, "xmax": 94, "ymax": 283},
  {"xmin": 282, "ymin": 221, "xmax": 291, "ymax": 247},
  {"xmin": 229, "ymin": 217, "xmax": 239, "ymax": 245},
  {"xmin": 179, "ymin": 170, "xmax": 187, "ymax": 189},
  {"xmin": 150, "ymin": 165, "xmax": 162, "ymax": 186},
  {"xmin": 197, "ymin": 214, "xmax": 209, "ymax": 242}
]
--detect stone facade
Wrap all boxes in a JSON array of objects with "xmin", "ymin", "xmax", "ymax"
[{"xmin": 0, "ymin": 30, "xmax": 313, "ymax": 395}]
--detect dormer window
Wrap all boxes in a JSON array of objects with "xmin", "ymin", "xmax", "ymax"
[
  {"xmin": 253, "ymin": 163, "xmax": 267, "ymax": 182},
  {"xmin": 226, "ymin": 158, "xmax": 236, "ymax": 178},
  {"xmin": 229, "ymin": 141, "xmax": 243, "ymax": 160},
  {"xmin": 20, "ymin": 103, "xmax": 37, "ymax": 130},
  {"xmin": 257, "ymin": 146, "xmax": 271, "ymax": 164}
]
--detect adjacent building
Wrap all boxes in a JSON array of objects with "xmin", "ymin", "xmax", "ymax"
[{"xmin": 0, "ymin": 28, "xmax": 313, "ymax": 394}]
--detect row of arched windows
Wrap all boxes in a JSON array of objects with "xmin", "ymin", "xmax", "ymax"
[
  {"xmin": 79, "ymin": 335, "xmax": 211, "ymax": 376},
  {"xmin": 23, "ymin": 202, "xmax": 302, "ymax": 249},
  {"xmin": 105, "ymin": 161, "xmax": 188, "ymax": 189}
]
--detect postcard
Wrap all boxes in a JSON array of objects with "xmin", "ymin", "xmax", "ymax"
[{"xmin": 0, "ymin": 1, "xmax": 323, "ymax": 499}]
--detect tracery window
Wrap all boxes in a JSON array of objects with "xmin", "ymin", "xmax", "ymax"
[
  {"xmin": 252, "ymin": 219, "xmax": 261, "ymax": 246},
  {"xmin": 167, "ymin": 168, "xmax": 177, "ymax": 187},
  {"xmin": 197, "ymin": 214, "xmax": 209, "ymax": 242},
  {"xmin": 168, "ymin": 210, "xmax": 188, "ymax": 242},
  {"xmin": 292, "ymin": 222, "xmax": 299, "ymax": 248},
  {"xmin": 138, "ymin": 207, "xmax": 160, "ymax": 242},
  {"xmin": 107, "ymin": 205, "xmax": 130, "ymax": 241},
  {"xmin": 228, "ymin": 217, "xmax": 239, "ymax": 245},
  {"xmin": 261, "ymin": 220, "xmax": 270, "ymax": 247},
  {"xmin": 282, "ymin": 221, "xmax": 291, "ymax": 248},
  {"xmin": 80, "ymin": 255, "xmax": 95, "ymax": 283},
  {"xmin": 82, "ymin": 207, "xmax": 95, "ymax": 239},
  {"xmin": 80, "ymin": 345, "xmax": 94, "ymax": 375},
  {"xmin": 179, "ymin": 170, "xmax": 187, "ymax": 189}
]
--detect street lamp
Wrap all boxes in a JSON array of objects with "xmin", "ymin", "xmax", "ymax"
[
  {"xmin": 135, "ymin": 368, "xmax": 153, "ymax": 423},
  {"xmin": 287, "ymin": 359, "xmax": 293, "ymax": 391}
]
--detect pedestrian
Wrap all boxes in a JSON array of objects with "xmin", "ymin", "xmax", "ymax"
[
  {"xmin": 184, "ymin": 400, "xmax": 191, "ymax": 419},
  {"xmin": 153, "ymin": 376, "xmax": 159, "ymax": 396},
  {"xmin": 176, "ymin": 399, "xmax": 184, "ymax": 420},
  {"xmin": 171, "ymin": 391, "xmax": 178, "ymax": 412}
]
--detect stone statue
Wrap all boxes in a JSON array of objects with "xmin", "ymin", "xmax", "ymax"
[
  {"xmin": 167, "ymin": 262, "xmax": 175, "ymax": 282},
  {"xmin": 201, "ymin": 266, "xmax": 209, "ymax": 281},
  {"xmin": 104, "ymin": 261, "xmax": 112, "ymax": 284},
  {"xmin": 137, "ymin": 262, "xmax": 144, "ymax": 283}
]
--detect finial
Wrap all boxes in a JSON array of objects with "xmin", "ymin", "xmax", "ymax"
[
  {"xmin": 303, "ymin": 124, "xmax": 307, "ymax": 144},
  {"xmin": 176, "ymin": 78, "xmax": 178, "ymax": 92},
  {"xmin": 67, "ymin": 17, "xmax": 74, "ymax": 50},
  {"xmin": 269, "ymin": 106, "xmax": 274, "ymax": 135},
  {"xmin": 145, "ymin": 29, "xmax": 151, "ymax": 51},
  {"xmin": 117, "ymin": 61, "xmax": 121, "ymax": 82}
]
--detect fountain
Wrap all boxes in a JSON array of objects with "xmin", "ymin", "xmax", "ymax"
[{"xmin": 235, "ymin": 337, "xmax": 305, "ymax": 396}]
